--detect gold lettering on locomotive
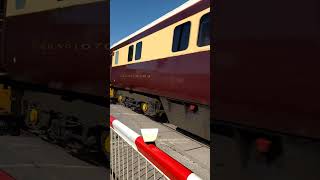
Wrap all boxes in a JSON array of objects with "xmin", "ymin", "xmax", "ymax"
[
  {"xmin": 120, "ymin": 74, "xmax": 151, "ymax": 79},
  {"xmin": 65, "ymin": 43, "xmax": 72, "ymax": 49},
  {"xmin": 38, "ymin": 42, "xmax": 108, "ymax": 51},
  {"xmin": 57, "ymin": 43, "xmax": 64, "ymax": 49},
  {"xmin": 81, "ymin": 44, "xmax": 91, "ymax": 50}
]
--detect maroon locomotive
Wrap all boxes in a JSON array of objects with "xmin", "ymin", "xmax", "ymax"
[
  {"xmin": 2, "ymin": 0, "xmax": 108, "ymax": 98},
  {"xmin": 0, "ymin": 0, "xmax": 110, "ymax": 160}
]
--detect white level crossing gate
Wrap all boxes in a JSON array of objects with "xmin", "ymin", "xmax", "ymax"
[
  {"xmin": 110, "ymin": 128, "xmax": 167, "ymax": 180},
  {"xmin": 110, "ymin": 116, "xmax": 202, "ymax": 180}
]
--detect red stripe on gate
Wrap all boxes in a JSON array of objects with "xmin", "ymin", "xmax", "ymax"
[
  {"xmin": 110, "ymin": 116, "xmax": 116, "ymax": 128},
  {"xmin": 135, "ymin": 136, "xmax": 192, "ymax": 180}
]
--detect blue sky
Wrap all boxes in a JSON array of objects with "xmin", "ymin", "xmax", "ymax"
[{"xmin": 110, "ymin": 0, "xmax": 188, "ymax": 46}]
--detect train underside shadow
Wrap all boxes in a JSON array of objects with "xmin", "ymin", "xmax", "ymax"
[
  {"xmin": 0, "ymin": 79, "xmax": 110, "ymax": 166},
  {"xmin": 110, "ymin": 87, "xmax": 210, "ymax": 143}
]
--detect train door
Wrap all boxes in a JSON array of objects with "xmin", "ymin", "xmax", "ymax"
[{"xmin": 0, "ymin": 0, "xmax": 6, "ymax": 73}]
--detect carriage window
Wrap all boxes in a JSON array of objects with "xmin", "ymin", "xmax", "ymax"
[
  {"xmin": 197, "ymin": 13, "xmax": 210, "ymax": 47},
  {"xmin": 16, "ymin": 0, "xmax": 26, "ymax": 9},
  {"xmin": 172, "ymin": 21, "xmax": 191, "ymax": 52},
  {"xmin": 114, "ymin": 51, "xmax": 119, "ymax": 65},
  {"xmin": 128, "ymin": 45, "xmax": 134, "ymax": 62},
  {"xmin": 135, "ymin": 41, "xmax": 142, "ymax": 60}
]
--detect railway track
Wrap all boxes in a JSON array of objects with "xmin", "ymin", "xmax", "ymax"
[
  {"xmin": 20, "ymin": 128, "xmax": 109, "ymax": 169},
  {"xmin": 111, "ymin": 101, "xmax": 210, "ymax": 146},
  {"xmin": 0, "ymin": 129, "xmax": 109, "ymax": 180}
]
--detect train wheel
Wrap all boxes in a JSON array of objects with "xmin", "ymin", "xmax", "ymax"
[
  {"xmin": 24, "ymin": 103, "xmax": 50, "ymax": 132},
  {"xmin": 117, "ymin": 95, "xmax": 124, "ymax": 104},
  {"xmin": 24, "ymin": 107, "xmax": 40, "ymax": 130},
  {"xmin": 100, "ymin": 130, "xmax": 110, "ymax": 161},
  {"xmin": 30, "ymin": 109, "xmax": 38, "ymax": 125},
  {"xmin": 110, "ymin": 88, "xmax": 115, "ymax": 98},
  {"xmin": 140, "ymin": 102, "xmax": 149, "ymax": 114}
]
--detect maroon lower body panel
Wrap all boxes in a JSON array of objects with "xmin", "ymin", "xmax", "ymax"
[
  {"xmin": 111, "ymin": 51, "xmax": 210, "ymax": 106},
  {"xmin": 4, "ymin": 2, "xmax": 108, "ymax": 97}
]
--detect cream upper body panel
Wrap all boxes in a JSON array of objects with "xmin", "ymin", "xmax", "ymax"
[
  {"xmin": 112, "ymin": 7, "xmax": 210, "ymax": 67},
  {"xmin": 6, "ymin": 0, "xmax": 104, "ymax": 17},
  {"xmin": 110, "ymin": 0, "xmax": 202, "ymax": 49}
]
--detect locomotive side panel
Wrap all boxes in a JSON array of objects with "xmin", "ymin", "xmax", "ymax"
[
  {"xmin": 5, "ymin": 0, "xmax": 108, "ymax": 97},
  {"xmin": 214, "ymin": 0, "xmax": 320, "ymax": 139},
  {"xmin": 111, "ymin": 51, "xmax": 210, "ymax": 105},
  {"xmin": 0, "ymin": 0, "xmax": 6, "ymax": 72},
  {"xmin": 2, "ymin": 0, "xmax": 110, "ymax": 160}
]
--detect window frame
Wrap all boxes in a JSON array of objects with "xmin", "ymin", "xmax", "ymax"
[
  {"xmin": 128, "ymin": 45, "xmax": 134, "ymax": 62},
  {"xmin": 172, "ymin": 21, "xmax": 191, "ymax": 52},
  {"xmin": 135, "ymin": 41, "xmax": 142, "ymax": 60},
  {"xmin": 197, "ymin": 13, "xmax": 210, "ymax": 47},
  {"xmin": 114, "ymin": 51, "xmax": 119, "ymax": 65}
]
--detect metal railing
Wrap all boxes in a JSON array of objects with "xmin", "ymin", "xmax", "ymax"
[
  {"xmin": 110, "ymin": 116, "xmax": 202, "ymax": 180},
  {"xmin": 110, "ymin": 127, "xmax": 168, "ymax": 180}
]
